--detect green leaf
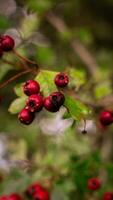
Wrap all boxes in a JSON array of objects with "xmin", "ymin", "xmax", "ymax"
[
  {"xmin": 28, "ymin": 0, "xmax": 52, "ymax": 14},
  {"xmin": 94, "ymin": 81, "xmax": 112, "ymax": 100},
  {"xmin": 14, "ymin": 83, "xmax": 24, "ymax": 97},
  {"xmin": 0, "ymin": 15, "xmax": 10, "ymax": 29},
  {"xmin": 64, "ymin": 95, "xmax": 90, "ymax": 120},
  {"xmin": 35, "ymin": 70, "xmax": 58, "ymax": 96},
  {"xmin": 67, "ymin": 68, "xmax": 86, "ymax": 90},
  {"xmin": 35, "ymin": 47, "xmax": 56, "ymax": 66},
  {"xmin": 20, "ymin": 14, "xmax": 39, "ymax": 39},
  {"xmin": 0, "ymin": 64, "xmax": 13, "ymax": 81},
  {"xmin": 8, "ymin": 97, "xmax": 27, "ymax": 114}
]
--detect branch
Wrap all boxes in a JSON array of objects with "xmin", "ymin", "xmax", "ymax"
[
  {"xmin": 0, "ymin": 69, "xmax": 33, "ymax": 89},
  {"xmin": 46, "ymin": 12, "xmax": 98, "ymax": 77},
  {"xmin": 13, "ymin": 49, "xmax": 39, "ymax": 68}
]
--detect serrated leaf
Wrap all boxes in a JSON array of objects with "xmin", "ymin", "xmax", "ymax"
[
  {"xmin": 64, "ymin": 95, "xmax": 90, "ymax": 120},
  {"xmin": 14, "ymin": 83, "xmax": 24, "ymax": 97},
  {"xmin": 20, "ymin": 14, "xmax": 39, "ymax": 39},
  {"xmin": 35, "ymin": 70, "xmax": 58, "ymax": 96},
  {"xmin": 0, "ymin": 64, "xmax": 13, "ymax": 81},
  {"xmin": 28, "ymin": 0, "xmax": 52, "ymax": 14},
  {"xmin": 8, "ymin": 97, "xmax": 27, "ymax": 114},
  {"xmin": 94, "ymin": 81, "xmax": 112, "ymax": 100},
  {"xmin": 67, "ymin": 68, "xmax": 86, "ymax": 90}
]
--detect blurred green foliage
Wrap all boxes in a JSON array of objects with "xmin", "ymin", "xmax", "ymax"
[{"xmin": 0, "ymin": 0, "xmax": 113, "ymax": 199}]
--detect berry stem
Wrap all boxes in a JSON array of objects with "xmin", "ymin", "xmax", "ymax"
[
  {"xmin": 0, "ymin": 69, "xmax": 33, "ymax": 89},
  {"xmin": 13, "ymin": 49, "xmax": 39, "ymax": 67},
  {"xmin": 2, "ymin": 58, "xmax": 28, "ymax": 70}
]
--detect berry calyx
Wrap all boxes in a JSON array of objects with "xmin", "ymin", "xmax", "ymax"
[
  {"xmin": 103, "ymin": 192, "xmax": 113, "ymax": 200},
  {"xmin": 18, "ymin": 108, "xmax": 35, "ymax": 125},
  {"xmin": 54, "ymin": 72, "xmax": 69, "ymax": 87},
  {"xmin": 26, "ymin": 183, "xmax": 50, "ymax": 200},
  {"xmin": 8, "ymin": 194, "xmax": 22, "ymax": 200},
  {"xmin": 23, "ymin": 80, "xmax": 40, "ymax": 96},
  {"xmin": 99, "ymin": 110, "xmax": 113, "ymax": 126},
  {"xmin": 1, "ymin": 35, "xmax": 15, "ymax": 51},
  {"xmin": 88, "ymin": 177, "xmax": 101, "ymax": 191},
  {"xmin": 26, "ymin": 94, "xmax": 43, "ymax": 112},
  {"xmin": 44, "ymin": 91, "xmax": 65, "ymax": 112}
]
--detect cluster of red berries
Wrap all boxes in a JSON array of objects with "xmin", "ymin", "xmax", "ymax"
[
  {"xmin": 18, "ymin": 72, "xmax": 69, "ymax": 125},
  {"xmin": 0, "ymin": 183, "xmax": 50, "ymax": 200},
  {"xmin": 88, "ymin": 177, "xmax": 113, "ymax": 200},
  {"xmin": 25, "ymin": 182, "xmax": 50, "ymax": 200},
  {"xmin": 0, "ymin": 35, "xmax": 15, "ymax": 56},
  {"xmin": 99, "ymin": 110, "xmax": 113, "ymax": 126},
  {"xmin": 0, "ymin": 193, "xmax": 21, "ymax": 200}
]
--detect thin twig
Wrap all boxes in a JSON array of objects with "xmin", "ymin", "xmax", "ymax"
[
  {"xmin": 0, "ymin": 69, "xmax": 33, "ymax": 89},
  {"xmin": 46, "ymin": 11, "xmax": 98, "ymax": 78},
  {"xmin": 13, "ymin": 49, "xmax": 39, "ymax": 67},
  {"xmin": 2, "ymin": 59, "xmax": 28, "ymax": 70}
]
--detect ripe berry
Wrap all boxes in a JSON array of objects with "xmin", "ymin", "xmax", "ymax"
[
  {"xmin": 44, "ymin": 91, "xmax": 65, "ymax": 112},
  {"xmin": 99, "ymin": 110, "xmax": 113, "ymax": 126},
  {"xmin": 26, "ymin": 94, "xmax": 43, "ymax": 112},
  {"xmin": 88, "ymin": 177, "xmax": 101, "ymax": 191},
  {"xmin": 23, "ymin": 80, "xmax": 40, "ymax": 96},
  {"xmin": 0, "ymin": 196, "xmax": 8, "ymax": 200},
  {"xmin": 8, "ymin": 194, "xmax": 22, "ymax": 200},
  {"xmin": 103, "ymin": 192, "xmax": 113, "ymax": 200},
  {"xmin": 1, "ymin": 35, "xmax": 15, "ymax": 51},
  {"xmin": 33, "ymin": 189, "xmax": 50, "ymax": 200},
  {"xmin": 18, "ymin": 108, "xmax": 35, "ymax": 125},
  {"xmin": 54, "ymin": 72, "xmax": 69, "ymax": 87},
  {"xmin": 26, "ymin": 183, "xmax": 50, "ymax": 200}
]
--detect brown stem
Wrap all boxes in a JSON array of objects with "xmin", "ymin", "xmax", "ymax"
[
  {"xmin": 2, "ymin": 59, "xmax": 28, "ymax": 70},
  {"xmin": 46, "ymin": 11, "xmax": 98, "ymax": 78},
  {"xmin": 0, "ymin": 69, "xmax": 33, "ymax": 89},
  {"xmin": 13, "ymin": 49, "xmax": 39, "ymax": 67}
]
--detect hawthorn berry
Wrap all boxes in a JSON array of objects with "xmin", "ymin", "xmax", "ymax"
[
  {"xmin": 18, "ymin": 108, "xmax": 35, "ymax": 125},
  {"xmin": 54, "ymin": 72, "xmax": 69, "ymax": 87},
  {"xmin": 44, "ymin": 91, "xmax": 65, "ymax": 112},
  {"xmin": 1, "ymin": 35, "xmax": 15, "ymax": 51},
  {"xmin": 103, "ymin": 192, "xmax": 113, "ymax": 200},
  {"xmin": 99, "ymin": 110, "xmax": 113, "ymax": 126},
  {"xmin": 33, "ymin": 189, "xmax": 50, "ymax": 200},
  {"xmin": 0, "ymin": 196, "xmax": 8, "ymax": 200},
  {"xmin": 26, "ymin": 183, "xmax": 50, "ymax": 200},
  {"xmin": 8, "ymin": 194, "xmax": 22, "ymax": 200},
  {"xmin": 26, "ymin": 94, "xmax": 43, "ymax": 112},
  {"xmin": 23, "ymin": 80, "xmax": 40, "ymax": 96},
  {"xmin": 88, "ymin": 177, "xmax": 101, "ymax": 191}
]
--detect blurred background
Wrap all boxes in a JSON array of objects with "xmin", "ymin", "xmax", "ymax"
[{"xmin": 0, "ymin": 0, "xmax": 113, "ymax": 199}]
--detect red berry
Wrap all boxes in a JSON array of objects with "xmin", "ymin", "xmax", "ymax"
[
  {"xmin": 26, "ymin": 94, "xmax": 43, "ymax": 112},
  {"xmin": 103, "ymin": 192, "xmax": 113, "ymax": 200},
  {"xmin": 26, "ymin": 183, "xmax": 50, "ymax": 200},
  {"xmin": 0, "ymin": 196, "xmax": 8, "ymax": 200},
  {"xmin": 1, "ymin": 35, "xmax": 15, "ymax": 51},
  {"xmin": 23, "ymin": 80, "xmax": 40, "ymax": 96},
  {"xmin": 8, "ymin": 194, "xmax": 22, "ymax": 200},
  {"xmin": 54, "ymin": 72, "xmax": 69, "ymax": 87},
  {"xmin": 99, "ymin": 110, "xmax": 113, "ymax": 126},
  {"xmin": 34, "ymin": 189, "xmax": 50, "ymax": 200},
  {"xmin": 18, "ymin": 108, "xmax": 35, "ymax": 125},
  {"xmin": 88, "ymin": 177, "xmax": 101, "ymax": 191},
  {"xmin": 26, "ymin": 183, "xmax": 42, "ymax": 197},
  {"xmin": 44, "ymin": 91, "xmax": 65, "ymax": 112}
]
